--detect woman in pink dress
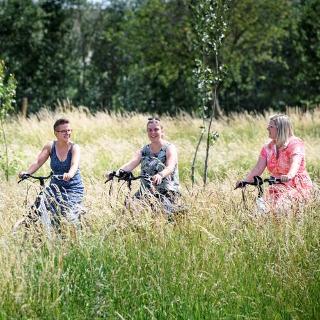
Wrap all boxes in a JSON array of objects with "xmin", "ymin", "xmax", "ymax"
[{"xmin": 236, "ymin": 114, "xmax": 313, "ymax": 210}]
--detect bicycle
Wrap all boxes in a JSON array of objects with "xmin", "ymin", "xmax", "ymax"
[
  {"xmin": 105, "ymin": 169, "xmax": 184, "ymax": 218},
  {"xmin": 105, "ymin": 169, "xmax": 152, "ymax": 206},
  {"xmin": 235, "ymin": 176, "xmax": 282, "ymax": 215},
  {"xmin": 14, "ymin": 172, "xmax": 83, "ymax": 239}
]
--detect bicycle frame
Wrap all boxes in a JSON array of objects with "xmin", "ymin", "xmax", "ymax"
[{"xmin": 15, "ymin": 172, "xmax": 69, "ymax": 238}]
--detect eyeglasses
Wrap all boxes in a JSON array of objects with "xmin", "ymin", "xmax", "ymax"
[
  {"xmin": 148, "ymin": 117, "xmax": 160, "ymax": 121},
  {"xmin": 56, "ymin": 129, "xmax": 72, "ymax": 134}
]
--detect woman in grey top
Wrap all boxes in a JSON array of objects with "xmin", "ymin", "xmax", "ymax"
[{"xmin": 106, "ymin": 117, "xmax": 179, "ymax": 213}]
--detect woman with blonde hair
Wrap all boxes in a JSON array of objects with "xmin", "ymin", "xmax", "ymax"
[{"xmin": 236, "ymin": 114, "xmax": 313, "ymax": 210}]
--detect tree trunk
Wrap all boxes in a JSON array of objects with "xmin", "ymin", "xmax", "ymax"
[{"xmin": 21, "ymin": 97, "xmax": 28, "ymax": 118}]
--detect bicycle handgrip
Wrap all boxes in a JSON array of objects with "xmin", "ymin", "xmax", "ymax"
[
  {"xmin": 234, "ymin": 181, "xmax": 247, "ymax": 189},
  {"xmin": 235, "ymin": 176, "xmax": 263, "ymax": 189},
  {"xmin": 18, "ymin": 173, "xmax": 31, "ymax": 183},
  {"xmin": 105, "ymin": 171, "xmax": 117, "ymax": 183},
  {"xmin": 52, "ymin": 175, "xmax": 65, "ymax": 180}
]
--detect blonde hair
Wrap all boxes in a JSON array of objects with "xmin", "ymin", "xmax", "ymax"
[{"xmin": 270, "ymin": 114, "xmax": 293, "ymax": 147}]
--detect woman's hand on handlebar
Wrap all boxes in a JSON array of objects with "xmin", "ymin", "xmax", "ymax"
[
  {"xmin": 152, "ymin": 173, "xmax": 163, "ymax": 185},
  {"xmin": 280, "ymin": 175, "xmax": 291, "ymax": 183},
  {"xmin": 63, "ymin": 172, "xmax": 72, "ymax": 181},
  {"xmin": 18, "ymin": 171, "xmax": 29, "ymax": 179}
]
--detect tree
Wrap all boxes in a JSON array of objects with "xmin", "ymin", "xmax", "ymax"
[
  {"xmin": 0, "ymin": 0, "xmax": 44, "ymax": 113},
  {"xmin": 191, "ymin": 0, "xmax": 228, "ymax": 185},
  {"xmin": 219, "ymin": 0, "xmax": 290, "ymax": 112},
  {"xmin": 111, "ymin": 0, "xmax": 197, "ymax": 114},
  {"xmin": 283, "ymin": 0, "xmax": 320, "ymax": 108}
]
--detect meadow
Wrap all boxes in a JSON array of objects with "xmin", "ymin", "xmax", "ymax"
[{"xmin": 0, "ymin": 109, "xmax": 320, "ymax": 319}]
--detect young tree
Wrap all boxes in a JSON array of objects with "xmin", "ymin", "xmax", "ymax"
[{"xmin": 191, "ymin": 0, "xmax": 228, "ymax": 185}]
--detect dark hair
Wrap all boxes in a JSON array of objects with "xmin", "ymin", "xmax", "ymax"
[{"xmin": 53, "ymin": 118, "xmax": 70, "ymax": 131}]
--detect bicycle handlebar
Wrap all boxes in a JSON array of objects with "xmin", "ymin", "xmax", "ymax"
[
  {"xmin": 105, "ymin": 169, "xmax": 152, "ymax": 190},
  {"xmin": 18, "ymin": 171, "xmax": 53, "ymax": 184},
  {"xmin": 18, "ymin": 172, "xmax": 65, "ymax": 187},
  {"xmin": 235, "ymin": 175, "xmax": 283, "ymax": 205},
  {"xmin": 105, "ymin": 170, "xmax": 150, "ymax": 183},
  {"xmin": 235, "ymin": 176, "xmax": 282, "ymax": 190}
]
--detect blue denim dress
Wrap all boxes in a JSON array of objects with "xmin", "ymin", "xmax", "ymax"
[{"xmin": 48, "ymin": 141, "xmax": 84, "ymax": 220}]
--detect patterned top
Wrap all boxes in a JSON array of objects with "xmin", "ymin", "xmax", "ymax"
[
  {"xmin": 139, "ymin": 143, "xmax": 179, "ymax": 195},
  {"xmin": 50, "ymin": 141, "xmax": 84, "ymax": 205},
  {"xmin": 260, "ymin": 136, "xmax": 313, "ymax": 201}
]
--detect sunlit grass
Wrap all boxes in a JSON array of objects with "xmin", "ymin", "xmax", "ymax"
[{"xmin": 0, "ymin": 108, "xmax": 319, "ymax": 319}]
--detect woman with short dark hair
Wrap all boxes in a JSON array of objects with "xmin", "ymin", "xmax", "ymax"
[{"xmin": 19, "ymin": 118, "xmax": 84, "ymax": 224}]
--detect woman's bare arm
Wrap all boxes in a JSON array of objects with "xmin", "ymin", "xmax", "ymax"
[
  {"xmin": 245, "ymin": 156, "xmax": 267, "ymax": 182},
  {"xmin": 63, "ymin": 144, "xmax": 81, "ymax": 181},
  {"xmin": 19, "ymin": 142, "xmax": 51, "ymax": 177}
]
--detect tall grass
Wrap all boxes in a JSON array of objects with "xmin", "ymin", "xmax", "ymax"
[{"xmin": 0, "ymin": 109, "xmax": 319, "ymax": 319}]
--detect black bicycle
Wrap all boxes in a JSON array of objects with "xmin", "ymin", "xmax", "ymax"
[
  {"xmin": 105, "ymin": 169, "xmax": 183, "ymax": 217},
  {"xmin": 235, "ymin": 176, "xmax": 282, "ymax": 214},
  {"xmin": 105, "ymin": 169, "xmax": 152, "ymax": 192}
]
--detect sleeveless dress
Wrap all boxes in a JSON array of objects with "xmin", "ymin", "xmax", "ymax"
[
  {"xmin": 135, "ymin": 143, "xmax": 180, "ymax": 211},
  {"xmin": 48, "ymin": 141, "xmax": 84, "ymax": 219},
  {"xmin": 260, "ymin": 136, "xmax": 313, "ymax": 207}
]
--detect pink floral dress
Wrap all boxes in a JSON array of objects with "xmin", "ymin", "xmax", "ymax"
[{"xmin": 260, "ymin": 136, "xmax": 313, "ymax": 205}]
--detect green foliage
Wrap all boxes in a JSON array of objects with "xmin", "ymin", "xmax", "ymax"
[
  {"xmin": 0, "ymin": 60, "xmax": 16, "ymax": 118},
  {"xmin": 111, "ymin": 0, "xmax": 197, "ymax": 114},
  {"xmin": 283, "ymin": 0, "xmax": 320, "ymax": 108},
  {"xmin": 220, "ymin": 0, "xmax": 291, "ymax": 112},
  {"xmin": 0, "ymin": 0, "xmax": 319, "ymax": 114},
  {"xmin": 0, "ymin": 0, "xmax": 44, "ymax": 112},
  {"xmin": 0, "ymin": 156, "xmax": 19, "ymax": 178},
  {"xmin": 192, "ymin": 0, "xmax": 229, "ymax": 113}
]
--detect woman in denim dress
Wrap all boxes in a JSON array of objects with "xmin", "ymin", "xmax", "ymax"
[{"xmin": 19, "ymin": 118, "xmax": 84, "ymax": 225}]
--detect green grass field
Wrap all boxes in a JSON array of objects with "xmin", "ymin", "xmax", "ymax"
[{"xmin": 0, "ymin": 109, "xmax": 319, "ymax": 319}]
